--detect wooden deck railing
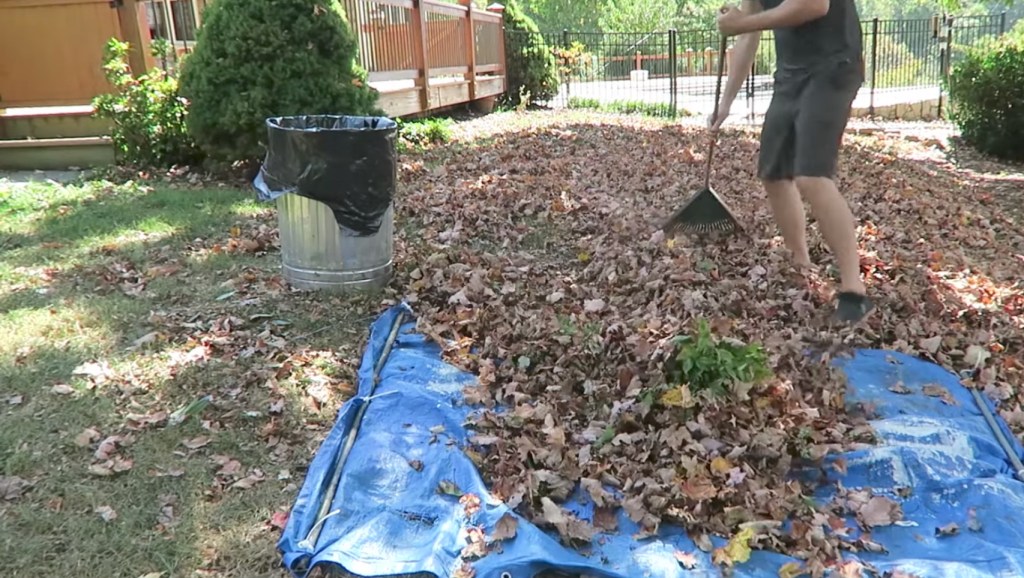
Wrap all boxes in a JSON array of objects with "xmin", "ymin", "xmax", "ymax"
[
  {"xmin": 340, "ymin": 0, "xmax": 507, "ymax": 115},
  {"xmin": 143, "ymin": 0, "xmax": 508, "ymax": 117}
]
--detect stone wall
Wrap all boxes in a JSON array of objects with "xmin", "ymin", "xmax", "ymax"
[{"xmin": 851, "ymin": 98, "xmax": 942, "ymax": 121}]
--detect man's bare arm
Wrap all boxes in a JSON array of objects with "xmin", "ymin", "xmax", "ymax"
[
  {"xmin": 720, "ymin": 0, "xmax": 763, "ymax": 106},
  {"xmin": 730, "ymin": 0, "xmax": 828, "ymax": 34}
]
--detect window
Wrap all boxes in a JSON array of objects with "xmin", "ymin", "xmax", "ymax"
[{"xmin": 144, "ymin": 0, "xmax": 200, "ymax": 45}]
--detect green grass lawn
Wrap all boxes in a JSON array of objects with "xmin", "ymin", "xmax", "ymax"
[{"xmin": 0, "ymin": 177, "xmax": 380, "ymax": 577}]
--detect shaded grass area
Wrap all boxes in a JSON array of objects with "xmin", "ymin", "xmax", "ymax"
[{"xmin": 0, "ymin": 178, "xmax": 381, "ymax": 577}]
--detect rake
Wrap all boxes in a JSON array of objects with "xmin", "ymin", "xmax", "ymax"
[{"xmin": 661, "ymin": 35, "xmax": 743, "ymax": 237}]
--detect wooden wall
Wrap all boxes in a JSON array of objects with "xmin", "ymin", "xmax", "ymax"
[{"xmin": 0, "ymin": 0, "xmax": 124, "ymax": 107}]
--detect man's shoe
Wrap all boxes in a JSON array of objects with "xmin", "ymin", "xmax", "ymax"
[{"xmin": 832, "ymin": 291, "xmax": 874, "ymax": 325}]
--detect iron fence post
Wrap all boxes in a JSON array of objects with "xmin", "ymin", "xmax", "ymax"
[
  {"xmin": 939, "ymin": 16, "xmax": 953, "ymax": 119},
  {"xmin": 669, "ymin": 29, "xmax": 678, "ymax": 118},
  {"xmin": 1000, "ymin": 11, "xmax": 1007, "ymax": 35},
  {"xmin": 746, "ymin": 61, "xmax": 754, "ymax": 123},
  {"xmin": 869, "ymin": 18, "xmax": 878, "ymax": 117},
  {"xmin": 562, "ymin": 29, "xmax": 570, "ymax": 103}
]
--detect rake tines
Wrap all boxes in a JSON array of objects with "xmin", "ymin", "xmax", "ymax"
[{"xmin": 661, "ymin": 186, "xmax": 742, "ymax": 238}]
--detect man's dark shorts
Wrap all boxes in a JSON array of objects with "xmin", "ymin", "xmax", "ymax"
[{"xmin": 757, "ymin": 58, "xmax": 864, "ymax": 181}]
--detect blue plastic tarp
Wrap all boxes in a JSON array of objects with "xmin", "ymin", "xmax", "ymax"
[{"xmin": 278, "ymin": 303, "xmax": 1024, "ymax": 578}]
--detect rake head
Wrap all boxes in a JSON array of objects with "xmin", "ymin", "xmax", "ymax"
[{"xmin": 661, "ymin": 186, "xmax": 742, "ymax": 238}]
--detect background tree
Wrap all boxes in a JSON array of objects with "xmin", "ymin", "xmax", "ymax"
[{"xmin": 599, "ymin": 0, "xmax": 680, "ymax": 32}]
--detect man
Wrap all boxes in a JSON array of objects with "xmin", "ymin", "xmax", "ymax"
[{"xmin": 711, "ymin": 0, "xmax": 873, "ymax": 324}]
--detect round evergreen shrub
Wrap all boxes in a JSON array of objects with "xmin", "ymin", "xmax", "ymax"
[
  {"xmin": 502, "ymin": 0, "xmax": 559, "ymax": 107},
  {"xmin": 177, "ymin": 0, "xmax": 381, "ymax": 163},
  {"xmin": 947, "ymin": 25, "xmax": 1024, "ymax": 161}
]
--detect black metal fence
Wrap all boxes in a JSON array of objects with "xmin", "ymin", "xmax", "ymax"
[{"xmin": 508, "ymin": 12, "xmax": 1010, "ymax": 120}]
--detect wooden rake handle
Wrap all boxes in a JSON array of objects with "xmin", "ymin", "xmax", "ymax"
[{"xmin": 705, "ymin": 34, "xmax": 728, "ymax": 189}]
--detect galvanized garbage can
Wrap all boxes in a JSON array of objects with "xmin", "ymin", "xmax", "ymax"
[
  {"xmin": 275, "ymin": 195, "xmax": 393, "ymax": 291},
  {"xmin": 253, "ymin": 114, "xmax": 398, "ymax": 293}
]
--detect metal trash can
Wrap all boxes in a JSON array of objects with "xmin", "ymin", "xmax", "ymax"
[{"xmin": 253, "ymin": 114, "xmax": 398, "ymax": 292}]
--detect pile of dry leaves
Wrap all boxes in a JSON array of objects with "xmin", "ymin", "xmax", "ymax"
[{"xmin": 382, "ymin": 112, "xmax": 1022, "ymax": 575}]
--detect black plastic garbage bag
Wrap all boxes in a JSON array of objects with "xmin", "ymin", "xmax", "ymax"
[{"xmin": 253, "ymin": 115, "xmax": 398, "ymax": 236}]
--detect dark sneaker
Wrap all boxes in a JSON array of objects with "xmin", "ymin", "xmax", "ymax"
[{"xmin": 832, "ymin": 291, "xmax": 875, "ymax": 324}]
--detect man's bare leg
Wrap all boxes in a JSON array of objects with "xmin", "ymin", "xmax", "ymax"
[
  {"xmin": 763, "ymin": 179, "xmax": 812, "ymax": 269},
  {"xmin": 794, "ymin": 176, "xmax": 866, "ymax": 296}
]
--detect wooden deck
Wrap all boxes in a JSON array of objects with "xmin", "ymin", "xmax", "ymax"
[
  {"xmin": 343, "ymin": 0, "xmax": 507, "ymax": 116},
  {"xmin": 0, "ymin": 0, "xmax": 507, "ymax": 119}
]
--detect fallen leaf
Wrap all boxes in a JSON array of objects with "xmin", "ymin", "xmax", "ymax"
[
  {"xmin": 0, "ymin": 476, "xmax": 31, "ymax": 501},
  {"xmin": 95, "ymin": 505, "xmax": 118, "ymax": 522},
  {"xmin": 50, "ymin": 384, "xmax": 75, "ymax": 395},
  {"xmin": 922, "ymin": 384, "xmax": 958, "ymax": 405},
  {"xmin": 935, "ymin": 522, "xmax": 960, "ymax": 537},
  {"xmin": 75, "ymin": 427, "xmax": 101, "ymax": 447},
  {"xmin": 438, "ymin": 480, "xmax": 463, "ymax": 497},
  {"xmin": 860, "ymin": 496, "xmax": 903, "ymax": 528},
  {"xmin": 491, "ymin": 512, "xmax": 518, "ymax": 541},
  {"xmin": 778, "ymin": 561, "xmax": 808, "ymax": 578},
  {"xmin": 583, "ymin": 299, "xmax": 607, "ymax": 313},
  {"xmin": 919, "ymin": 336, "xmax": 943, "ymax": 354},
  {"xmin": 888, "ymin": 382, "xmax": 912, "ymax": 394},
  {"xmin": 94, "ymin": 435, "xmax": 123, "ymax": 460},
  {"xmin": 452, "ymin": 562, "xmax": 476, "ymax": 578},
  {"xmin": 460, "ymin": 493, "xmax": 482, "ymax": 517},
  {"xmin": 182, "ymin": 436, "xmax": 212, "ymax": 450},
  {"xmin": 461, "ymin": 529, "xmax": 489, "ymax": 560},
  {"xmin": 967, "ymin": 507, "xmax": 983, "ymax": 532},
  {"xmin": 270, "ymin": 510, "xmax": 289, "ymax": 530},
  {"xmin": 130, "ymin": 331, "xmax": 161, "ymax": 349},
  {"xmin": 712, "ymin": 526, "xmax": 754, "ymax": 567},
  {"xmin": 964, "ymin": 344, "xmax": 991, "ymax": 368},
  {"xmin": 681, "ymin": 477, "xmax": 718, "ymax": 501},
  {"xmin": 230, "ymin": 470, "xmax": 266, "ymax": 490},
  {"xmin": 674, "ymin": 550, "xmax": 698, "ymax": 569}
]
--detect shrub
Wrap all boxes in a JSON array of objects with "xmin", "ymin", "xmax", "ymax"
[
  {"xmin": 552, "ymin": 41, "xmax": 595, "ymax": 82},
  {"xmin": 660, "ymin": 319, "xmax": 772, "ymax": 406},
  {"xmin": 92, "ymin": 39, "xmax": 204, "ymax": 168},
  {"xmin": 502, "ymin": 0, "xmax": 559, "ymax": 108},
  {"xmin": 177, "ymin": 0, "xmax": 381, "ymax": 163},
  {"xmin": 396, "ymin": 117, "xmax": 452, "ymax": 152},
  {"xmin": 947, "ymin": 29, "xmax": 1024, "ymax": 161}
]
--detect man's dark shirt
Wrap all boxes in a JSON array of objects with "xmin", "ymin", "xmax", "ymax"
[{"xmin": 758, "ymin": 0, "xmax": 864, "ymax": 74}]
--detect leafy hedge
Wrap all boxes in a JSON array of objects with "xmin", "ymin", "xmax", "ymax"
[
  {"xmin": 177, "ymin": 0, "xmax": 380, "ymax": 163},
  {"xmin": 947, "ymin": 22, "xmax": 1024, "ymax": 161}
]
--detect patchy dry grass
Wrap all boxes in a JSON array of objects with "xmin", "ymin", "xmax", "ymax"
[{"xmin": 0, "ymin": 178, "xmax": 380, "ymax": 577}]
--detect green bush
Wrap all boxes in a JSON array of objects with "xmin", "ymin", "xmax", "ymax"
[
  {"xmin": 947, "ymin": 29, "xmax": 1024, "ymax": 161},
  {"xmin": 177, "ymin": 0, "xmax": 381, "ymax": 163},
  {"xmin": 396, "ymin": 117, "xmax": 452, "ymax": 152},
  {"xmin": 92, "ymin": 39, "xmax": 204, "ymax": 169},
  {"xmin": 502, "ymin": 0, "xmax": 559, "ymax": 107}
]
